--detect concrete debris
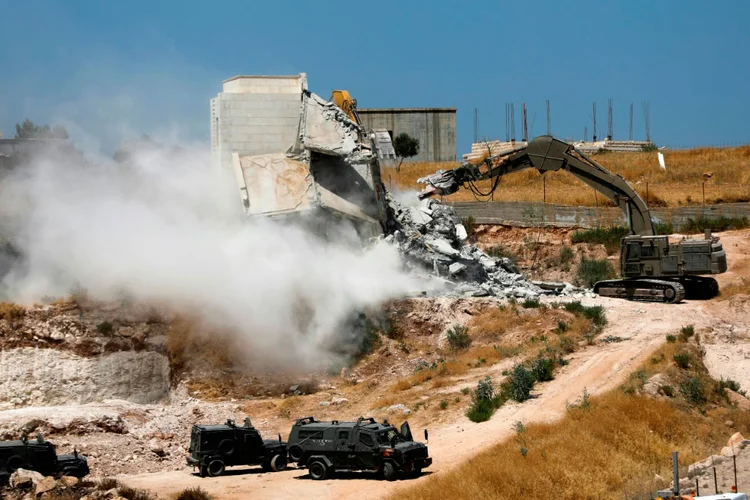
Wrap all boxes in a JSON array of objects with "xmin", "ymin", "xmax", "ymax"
[
  {"xmin": 10, "ymin": 468, "xmax": 44, "ymax": 489},
  {"xmin": 385, "ymin": 194, "xmax": 579, "ymax": 298},
  {"xmin": 387, "ymin": 404, "xmax": 412, "ymax": 416}
]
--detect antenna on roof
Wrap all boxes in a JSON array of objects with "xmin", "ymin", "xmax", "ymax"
[
  {"xmin": 592, "ymin": 102, "xmax": 598, "ymax": 142},
  {"xmin": 522, "ymin": 102, "xmax": 528, "ymax": 142},
  {"xmin": 511, "ymin": 102, "xmax": 516, "ymax": 142},
  {"xmin": 607, "ymin": 98, "xmax": 613, "ymax": 140},
  {"xmin": 642, "ymin": 100, "xmax": 651, "ymax": 142}
]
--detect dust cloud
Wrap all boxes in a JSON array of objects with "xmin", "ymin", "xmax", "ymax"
[{"xmin": 0, "ymin": 141, "xmax": 420, "ymax": 370}]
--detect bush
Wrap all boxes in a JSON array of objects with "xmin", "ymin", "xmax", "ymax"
[
  {"xmin": 570, "ymin": 226, "xmax": 628, "ymax": 255},
  {"xmin": 681, "ymin": 216, "xmax": 750, "ymax": 233},
  {"xmin": 530, "ymin": 356, "xmax": 556, "ymax": 382},
  {"xmin": 654, "ymin": 221, "xmax": 674, "ymax": 235},
  {"xmin": 486, "ymin": 244, "xmax": 519, "ymax": 264},
  {"xmin": 723, "ymin": 378, "xmax": 742, "ymax": 393},
  {"xmin": 462, "ymin": 216, "xmax": 476, "ymax": 237},
  {"xmin": 576, "ymin": 258, "xmax": 617, "ymax": 288},
  {"xmin": 466, "ymin": 377, "xmax": 503, "ymax": 423},
  {"xmin": 446, "ymin": 324, "xmax": 472, "ymax": 351},
  {"xmin": 679, "ymin": 325, "xmax": 695, "ymax": 342},
  {"xmin": 558, "ymin": 335, "xmax": 576, "ymax": 354},
  {"xmin": 658, "ymin": 385, "xmax": 675, "ymax": 398},
  {"xmin": 439, "ymin": 400, "xmax": 449, "ymax": 410},
  {"xmin": 522, "ymin": 297, "xmax": 540, "ymax": 309},
  {"xmin": 680, "ymin": 376, "xmax": 707, "ymax": 405},
  {"xmin": 555, "ymin": 320, "xmax": 569, "ymax": 334},
  {"xmin": 559, "ymin": 245, "xmax": 574, "ymax": 265},
  {"xmin": 563, "ymin": 301, "xmax": 608, "ymax": 327},
  {"xmin": 666, "ymin": 334, "xmax": 677, "ymax": 343},
  {"xmin": 96, "ymin": 321, "xmax": 114, "ymax": 334},
  {"xmin": 175, "ymin": 488, "xmax": 213, "ymax": 500},
  {"xmin": 502, "ymin": 364, "xmax": 536, "ymax": 402},
  {"xmin": 673, "ymin": 352, "xmax": 691, "ymax": 369}
]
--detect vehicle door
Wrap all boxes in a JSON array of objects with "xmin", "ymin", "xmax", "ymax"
[
  {"xmin": 27, "ymin": 445, "xmax": 57, "ymax": 475},
  {"xmin": 242, "ymin": 430, "xmax": 264, "ymax": 464},
  {"xmin": 353, "ymin": 429, "xmax": 380, "ymax": 470},
  {"xmin": 334, "ymin": 429, "xmax": 352, "ymax": 467}
]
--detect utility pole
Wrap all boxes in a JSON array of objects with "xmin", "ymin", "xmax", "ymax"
[
  {"xmin": 592, "ymin": 102, "xmax": 598, "ymax": 142},
  {"xmin": 607, "ymin": 98, "xmax": 613, "ymax": 140},
  {"xmin": 629, "ymin": 103, "xmax": 634, "ymax": 141},
  {"xmin": 474, "ymin": 107, "xmax": 478, "ymax": 143},
  {"xmin": 511, "ymin": 103, "xmax": 516, "ymax": 142},
  {"xmin": 522, "ymin": 102, "xmax": 528, "ymax": 142}
]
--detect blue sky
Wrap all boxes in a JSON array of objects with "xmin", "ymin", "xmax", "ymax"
[{"xmin": 1, "ymin": 0, "xmax": 748, "ymax": 155}]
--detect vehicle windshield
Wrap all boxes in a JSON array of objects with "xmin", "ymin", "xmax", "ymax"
[{"xmin": 376, "ymin": 428, "xmax": 402, "ymax": 445}]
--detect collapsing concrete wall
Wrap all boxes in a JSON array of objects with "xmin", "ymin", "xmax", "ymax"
[{"xmin": 214, "ymin": 74, "xmax": 388, "ymax": 237}]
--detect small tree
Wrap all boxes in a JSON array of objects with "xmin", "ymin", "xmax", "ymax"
[
  {"xmin": 15, "ymin": 119, "xmax": 68, "ymax": 139},
  {"xmin": 393, "ymin": 133, "xmax": 419, "ymax": 171}
]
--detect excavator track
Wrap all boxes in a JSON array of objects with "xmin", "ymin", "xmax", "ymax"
[{"xmin": 594, "ymin": 279, "xmax": 686, "ymax": 304}]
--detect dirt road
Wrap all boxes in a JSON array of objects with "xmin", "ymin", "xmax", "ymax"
[{"xmin": 121, "ymin": 230, "xmax": 750, "ymax": 499}]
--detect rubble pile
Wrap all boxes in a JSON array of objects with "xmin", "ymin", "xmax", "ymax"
[{"xmin": 385, "ymin": 194, "xmax": 578, "ymax": 298}]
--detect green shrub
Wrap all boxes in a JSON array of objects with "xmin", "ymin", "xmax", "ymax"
[
  {"xmin": 680, "ymin": 376, "xmax": 707, "ymax": 405},
  {"xmin": 96, "ymin": 321, "xmax": 114, "ymax": 334},
  {"xmin": 563, "ymin": 301, "xmax": 608, "ymax": 327},
  {"xmin": 576, "ymin": 258, "xmax": 617, "ymax": 288},
  {"xmin": 466, "ymin": 377, "xmax": 503, "ymax": 423},
  {"xmin": 486, "ymin": 244, "xmax": 519, "ymax": 265},
  {"xmin": 723, "ymin": 378, "xmax": 742, "ymax": 393},
  {"xmin": 673, "ymin": 352, "xmax": 691, "ymax": 369},
  {"xmin": 461, "ymin": 387, "xmax": 470, "ymax": 395},
  {"xmin": 555, "ymin": 320, "xmax": 569, "ymax": 334},
  {"xmin": 446, "ymin": 324, "xmax": 472, "ymax": 351},
  {"xmin": 666, "ymin": 334, "xmax": 676, "ymax": 343},
  {"xmin": 530, "ymin": 356, "xmax": 556, "ymax": 382},
  {"xmin": 658, "ymin": 385, "xmax": 675, "ymax": 398},
  {"xmin": 461, "ymin": 216, "xmax": 476, "ymax": 236},
  {"xmin": 681, "ymin": 216, "xmax": 750, "ymax": 233},
  {"xmin": 654, "ymin": 221, "xmax": 674, "ymax": 235},
  {"xmin": 558, "ymin": 335, "xmax": 576, "ymax": 354},
  {"xmin": 502, "ymin": 364, "xmax": 536, "ymax": 402},
  {"xmin": 559, "ymin": 245, "xmax": 574, "ymax": 265},
  {"xmin": 679, "ymin": 325, "xmax": 695, "ymax": 342},
  {"xmin": 522, "ymin": 297, "xmax": 540, "ymax": 309},
  {"xmin": 439, "ymin": 399, "xmax": 449, "ymax": 410},
  {"xmin": 570, "ymin": 226, "xmax": 628, "ymax": 254}
]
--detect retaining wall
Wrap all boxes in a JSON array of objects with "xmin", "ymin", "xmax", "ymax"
[{"xmin": 448, "ymin": 201, "xmax": 750, "ymax": 230}]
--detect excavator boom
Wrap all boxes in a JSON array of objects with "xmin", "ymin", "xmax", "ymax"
[
  {"xmin": 419, "ymin": 136, "xmax": 655, "ymax": 236},
  {"xmin": 418, "ymin": 135, "xmax": 727, "ymax": 304}
]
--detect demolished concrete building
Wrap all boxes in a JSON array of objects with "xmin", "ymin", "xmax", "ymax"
[
  {"xmin": 212, "ymin": 73, "xmax": 576, "ymax": 299},
  {"xmin": 211, "ymin": 74, "xmax": 388, "ymax": 238}
]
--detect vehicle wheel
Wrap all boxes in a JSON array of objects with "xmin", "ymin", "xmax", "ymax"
[
  {"xmin": 308, "ymin": 461, "xmax": 327, "ymax": 480},
  {"xmin": 412, "ymin": 466, "xmax": 423, "ymax": 478},
  {"xmin": 6, "ymin": 456, "xmax": 22, "ymax": 473},
  {"xmin": 288, "ymin": 445, "xmax": 303, "ymax": 462},
  {"xmin": 207, "ymin": 459, "xmax": 226, "ymax": 477},
  {"xmin": 217, "ymin": 439, "xmax": 236, "ymax": 457},
  {"xmin": 383, "ymin": 462, "xmax": 397, "ymax": 481},
  {"xmin": 199, "ymin": 464, "xmax": 208, "ymax": 478},
  {"xmin": 270, "ymin": 454, "xmax": 287, "ymax": 472}
]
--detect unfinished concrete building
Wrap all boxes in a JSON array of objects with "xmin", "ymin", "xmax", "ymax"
[
  {"xmin": 357, "ymin": 108, "xmax": 457, "ymax": 163},
  {"xmin": 210, "ymin": 74, "xmax": 387, "ymax": 238}
]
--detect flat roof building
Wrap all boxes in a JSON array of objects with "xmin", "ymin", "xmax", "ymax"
[{"xmin": 357, "ymin": 108, "xmax": 457, "ymax": 163}]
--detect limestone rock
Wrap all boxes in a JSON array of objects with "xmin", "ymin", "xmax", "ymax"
[{"xmin": 10, "ymin": 468, "xmax": 44, "ymax": 488}]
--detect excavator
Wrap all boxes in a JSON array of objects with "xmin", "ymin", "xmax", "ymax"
[
  {"xmin": 331, "ymin": 90, "xmax": 396, "ymax": 161},
  {"xmin": 417, "ymin": 135, "xmax": 727, "ymax": 304}
]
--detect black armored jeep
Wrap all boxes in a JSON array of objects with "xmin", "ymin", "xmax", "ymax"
[
  {"xmin": 187, "ymin": 418, "xmax": 287, "ymax": 477},
  {"xmin": 0, "ymin": 434, "xmax": 89, "ymax": 484},
  {"xmin": 287, "ymin": 416, "xmax": 431, "ymax": 481}
]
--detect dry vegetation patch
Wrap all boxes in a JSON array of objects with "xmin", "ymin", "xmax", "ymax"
[
  {"xmin": 395, "ymin": 326, "xmax": 749, "ymax": 500},
  {"xmin": 384, "ymin": 145, "xmax": 750, "ymax": 207}
]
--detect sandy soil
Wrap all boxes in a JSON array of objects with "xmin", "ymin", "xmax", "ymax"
[{"xmin": 120, "ymin": 229, "xmax": 750, "ymax": 499}]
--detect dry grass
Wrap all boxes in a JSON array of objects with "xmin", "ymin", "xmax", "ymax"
[
  {"xmin": 383, "ymin": 145, "xmax": 750, "ymax": 207},
  {"xmin": 0, "ymin": 302, "xmax": 25, "ymax": 323},
  {"xmin": 394, "ymin": 340, "xmax": 750, "ymax": 500}
]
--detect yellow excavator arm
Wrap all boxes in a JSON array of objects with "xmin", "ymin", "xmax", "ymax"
[{"xmin": 331, "ymin": 90, "xmax": 361, "ymax": 125}]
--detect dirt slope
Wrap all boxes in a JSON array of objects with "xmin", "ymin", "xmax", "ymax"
[{"xmin": 120, "ymin": 230, "xmax": 750, "ymax": 499}]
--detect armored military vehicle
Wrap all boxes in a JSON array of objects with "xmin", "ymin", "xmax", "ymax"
[
  {"xmin": 187, "ymin": 418, "xmax": 287, "ymax": 477},
  {"xmin": 287, "ymin": 416, "xmax": 431, "ymax": 481},
  {"xmin": 0, "ymin": 434, "xmax": 89, "ymax": 483}
]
